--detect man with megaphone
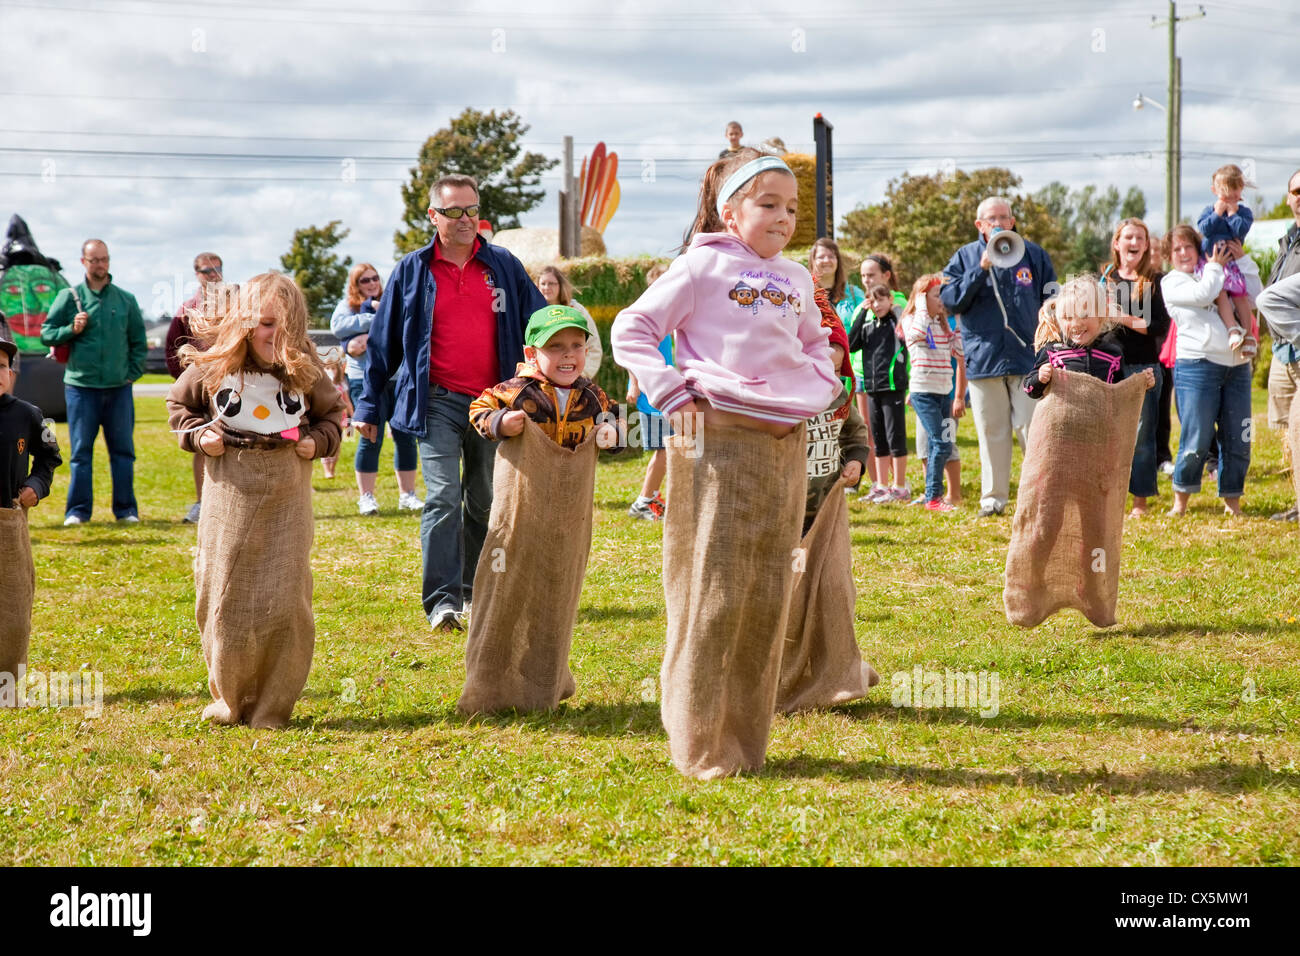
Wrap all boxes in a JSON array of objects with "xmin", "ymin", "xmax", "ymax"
[{"xmin": 941, "ymin": 196, "xmax": 1057, "ymax": 517}]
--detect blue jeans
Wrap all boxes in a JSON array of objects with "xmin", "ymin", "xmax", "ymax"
[
  {"xmin": 910, "ymin": 391, "xmax": 952, "ymax": 501},
  {"xmin": 1127, "ymin": 362, "xmax": 1162, "ymax": 498},
  {"xmin": 1172, "ymin": 359, "xmax": 1252, "ymax": 497},
  {"xmin": 348, "ymin": 380, "xmax": 418, "ymax": 474},
  {"xmin": 64, "ymin": 383, "xmax": 137, "ymax": 520},
  {"xmin": 418, "ymin": 385, "xmax": 496, "ymax": 619}
]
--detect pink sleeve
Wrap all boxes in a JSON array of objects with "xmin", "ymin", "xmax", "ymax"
[
  {"xmin": 790, "ymin": 272, "xmax": 840, "ymax": 403},
  {"xmin": 611, "ymin": 257, "xmax": 697, "ymax": 415}
]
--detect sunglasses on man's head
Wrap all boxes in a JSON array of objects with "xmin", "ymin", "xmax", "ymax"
[
  {"xmin": 431, "ymin": 205, "xmax": 480, "ymax": 220},
  {"xmin": 197, "ymin": 267, "xmax": 222, "ymax": 276}
]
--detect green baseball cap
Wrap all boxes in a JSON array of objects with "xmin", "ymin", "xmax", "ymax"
[{"xmin": 525, "ymin": 305, "xmax": 591, "ymax": 348}]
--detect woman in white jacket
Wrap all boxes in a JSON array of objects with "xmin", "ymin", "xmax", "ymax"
[{"xmin": 1161, "ymin": 225, "xmax": 1261, "ymax": 515}]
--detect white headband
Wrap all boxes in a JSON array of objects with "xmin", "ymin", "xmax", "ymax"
[{"xmin": 716, "ymin": 156, "xmax": 793, "ymax": 217}]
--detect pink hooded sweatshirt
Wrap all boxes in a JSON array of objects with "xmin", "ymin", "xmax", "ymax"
[{"xmin": 612, "ymin": 233, "xmax": 840, "ymax": 426}]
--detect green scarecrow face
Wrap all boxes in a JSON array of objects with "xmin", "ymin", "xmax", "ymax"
[{"xmin": 0, "ymin": 263, "xmax": 68, "ymax": 353}]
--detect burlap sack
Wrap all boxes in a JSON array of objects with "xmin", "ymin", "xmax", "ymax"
[
  {"xmin": 661, "ymin": 422, "xmax": 805, "ymax": 779},
  {"xmin": 0, "ymin": 504, "xmax": 35, "ymax": 682},
  {"xmin": 777, "ymin": 476, "xmax": 879, "ymax": 713},
  {"xmin": 1004, "ymin": 371, "xmax": 1147, "ymax": 627},
  {"xmin": 195, "ymin": 446, "xmax": 315, "ymax": 728},
  {"xmin": 457, "ymin": 420, "xmax": 598, "ymax": 715},
  {"xmin": 1289, "ymin": 391, "xmax": 1300, "ymax": 514}
]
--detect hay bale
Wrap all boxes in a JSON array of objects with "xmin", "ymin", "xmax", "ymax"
[{"xmin": 492, "ymin": 227, "xmax": 606, "ymax": 269}]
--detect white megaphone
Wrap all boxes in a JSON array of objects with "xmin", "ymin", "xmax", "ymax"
[{"xmin": 987, "ymin": 227, "xmax": 1025, "ymax": 268}]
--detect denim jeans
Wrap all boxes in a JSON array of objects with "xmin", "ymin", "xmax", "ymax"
[
  {"xmin": 909, "ymin": 391, "xmax": 952, "ymax": 501},
  {"xmin": 348, "ymin": 379, "xmax": 418, "ymax": 474},
  {"xmin": 1127, "ymin": 362, "xmax": 1162, "ymax": 498},
  {"xmin": 418, "ymin": 384, "xmax": 496, "ymax": 619},
  {"xmin": 64, "ymin": 383, "xmax": 137, "ymax": 520},
  {"xmin": 1172, "ymin": 359, "xmax": 1252, "ymax": 497}
]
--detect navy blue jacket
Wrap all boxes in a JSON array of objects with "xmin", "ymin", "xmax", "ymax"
[
  {"xmin": 355, "ymin": 237, "xmax": 547, "ymax": 437},
  {"xmin": 940, "ymin": 236, "xmax": 1056, "ymax": 380}
]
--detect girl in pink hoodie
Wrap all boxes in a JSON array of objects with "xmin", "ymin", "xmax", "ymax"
[{"xmin": 612, "ymin": 148, "xmax": 841, "ymax": 779}]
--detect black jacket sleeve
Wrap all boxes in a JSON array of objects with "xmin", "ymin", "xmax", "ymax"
[
  {"xmin": 846, "ymin": 303, "xmax": 870, "ymax": 353},
  {"xmin": 1023, "ymin": 347, "xmax": 1051, "ymax": 399}
]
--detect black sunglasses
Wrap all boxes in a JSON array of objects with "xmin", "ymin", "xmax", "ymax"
[
  {"xmin": 431, "ymin": 205, "xmax": 480, "ymax": 220},
  {"xmin": 359, "ymin": 275, "xmax": 380, "ymax": 284},
  {"xmin": 197, "ymin": 266, "xmax": 222, "ymax": 276}
]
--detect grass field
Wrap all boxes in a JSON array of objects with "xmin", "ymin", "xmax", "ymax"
[{"xmin": 2, "ymin": 387, "xmax": 1298, "ymax": 866}]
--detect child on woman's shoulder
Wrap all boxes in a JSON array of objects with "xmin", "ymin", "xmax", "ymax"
[
  {"xmin": 1196, "ymin": 164, "xmax": 1256, "ymax": 352},
  {"xmin": 0, "ymin": 320, "xmax": 63, "ymax": 684}
]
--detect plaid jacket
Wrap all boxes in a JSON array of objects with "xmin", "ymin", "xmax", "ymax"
[{"xmin": 470, "ymin": 363, "xmax": 614, "ymax": 450}]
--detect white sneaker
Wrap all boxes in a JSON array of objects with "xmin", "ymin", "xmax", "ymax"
[
  {"xmin": 398, "ymin": 491, "xmax": 423, "ymax": 511},
  {"xmin": 459, "ymin": 601, "xmax": 472, "ymax": 627},
  {"xmin": 182, "ymin": 502, "xmax": 201, "ymax": 524},
  {"xmin": 62, "ymin": 514, "xmax": 84, "ymax": 526},
  {"xmin": 431, "ymin": 608, "xmax": 464, "ymax": 632},
  {"xmin": 117, "ymin": 514, "xmax": 140, "ymax": 524},
  {"xmin": 358, "ymin": 492, "xmax": 379, "ymax": 516}
]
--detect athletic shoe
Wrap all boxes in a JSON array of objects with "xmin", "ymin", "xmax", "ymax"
[
  {"xmin": 976, "ymin": 502, "xmax": 1005, "ymax": 518},
  {"xmin": 862, "ymin": 485, "xmax": 890, "ymax": 503},
  {"xmin": 1270, "ymin": 506, "xmax": 1299, "ymax": 522},
  {"xmin": 458, "ymin": 601, "xmax": 472, "ymax": 627},
  {"xmin": 117, "ymin": 515, "xmax": 140, "ymax": 524},
  {"xmin": 887, "ymin": 486, "xmax": 913, "ymax": 503},
  {"xmin": 182, "ymin": 502, "xmax": 202, "ymax": 524},
  {"xmin": 398, "ymin": 491, "xmax": 423, "ymax": 512},
  {"xmin": 358, "ymin": 492, "xmax": 379, "ymax": 516},
  {"xmin": 650, "ymin": 491, "xmax": 667, "ymax": 516},
  {"xmin": 925, "ymin": 498, "xmax": 955, "ymax": 512},
  {"xmin": 430, "ymin": 608, "xmax": 463, "ymax": 633},
  {"xmin": 628, "ymin": 498, "xmax": 662, "ymax": 521},
  {"xmin": 909, "ymin": 495, "xmax": 928, "ymax": 506},
  {"xmin": 62, "ymin": 514, "xmax": 85, "ymax": 526}
]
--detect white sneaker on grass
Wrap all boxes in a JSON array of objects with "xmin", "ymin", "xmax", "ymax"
[
  {"xmin": 358, "ymin": 492, "xmax": 379, "ymax": 516},
  {"xmin": 398, "ymin": 491, "xmax": 423, "ymax": 512},
  {"xmin": 62, "ymin": 514, "xmax": 84, "ymax": 527},
  {"xmin": 431, "ymin": 608, "xmax": 464, "ymax": 633}
]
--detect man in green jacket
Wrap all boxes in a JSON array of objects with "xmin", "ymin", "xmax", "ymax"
[{"xmin": 40, "ymin": 239, "xmax": 146, "ymax": 525}]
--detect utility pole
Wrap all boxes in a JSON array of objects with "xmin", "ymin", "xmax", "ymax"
[
  {"xmin": 1152, "ymin": 2, "xmax": 1204, "ymax": 231},
  {"xmin": 559, "ymin": 135, "xmax": 578, "ymax": 258}
]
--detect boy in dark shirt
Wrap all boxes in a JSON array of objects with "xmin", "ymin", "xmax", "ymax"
[{"xmin": 0, "ymin": 317, "xmax": 63, "ymax": 682}]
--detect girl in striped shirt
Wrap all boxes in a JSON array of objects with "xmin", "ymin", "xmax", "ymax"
[{"xmin": 902, "ymin": 274, "xmax": 966, "ymax": 511}]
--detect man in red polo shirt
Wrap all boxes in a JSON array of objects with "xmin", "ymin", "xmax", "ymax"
[{"xmin": 356, "ymin": 175, "xmax": 547, "ymax": 631}]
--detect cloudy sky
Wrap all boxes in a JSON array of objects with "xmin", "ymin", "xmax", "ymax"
[{"xmin": 3, "ymin": 0, "xmax": 1297, "ymax": 316}]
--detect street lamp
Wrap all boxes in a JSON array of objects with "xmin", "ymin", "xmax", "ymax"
[{"xmin": 1132, "ymin": 74, "xmax": 1181, "ymax": 232}]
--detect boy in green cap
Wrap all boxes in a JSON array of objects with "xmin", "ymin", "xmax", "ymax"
[
  {"xmin": 470, "ymin": 304, "xmax": 619, "ymax": 449},
  {"xmin": 456, "ymin": 306, "xmax": 622, "ymax": 713}
]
